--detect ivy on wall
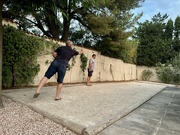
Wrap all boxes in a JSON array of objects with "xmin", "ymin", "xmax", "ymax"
[
  {"xmin": 80, "ymin": 53, "xmax": 88, "ymax": 73},
  {"xmin": 2, "ymin": 25, "xmax": 58, "ymax": 88},
  {"xmin": 67, "ymin": 56, "xmax": 76, "ymax": 71}
]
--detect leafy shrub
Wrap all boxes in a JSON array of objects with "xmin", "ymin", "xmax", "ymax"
[
  {"xmin": 171, "ymin": 53, "xmax": 180, "ymax": 85},
  {"xmin": 156, "ymin": 53, "xmax": 180, "ymax": 85},
  {"xmin": 80, "ymin": 53, "xmax": 88, "ymax": 72},
  {"xmin": 156, "ymin": 67, "xmax": 174, "ymax": 83},
  {"xmin": 141, "ymin": 69, "xmax": 154, "ymax": 81},
  {"xmin": 2, "ymin": 26, "xmax": 40, "ymax": 87},
  {"xmin": 2, "ymin": 25, "xmax": 58, "ymax": 88},
  {"xmin": 172, "ymin": 73, "xmax": 180, "ymax": 85}
]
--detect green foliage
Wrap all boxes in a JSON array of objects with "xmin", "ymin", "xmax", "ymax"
[
  {"xmin": 136, "ymin": 13, "xmax": 175, "ymax": 66},
  {"xmin": 172, "ymin": 73, "xmax": 180, "ymax": 85},
  {"xmin": 156, "ymin": 66, "xmax": 174, "ymax": 84},
  {"xmin": 94, "ymin": 29, "xmax": 138, "ymax": 63},
  {"xmin": 80, "ymin": 54, "xmax": 88, "ymax": 72},
  {"xmin": 2, "ymin": 25, "xmax": 57, "ymax": 88},
  {"xmin": 171, "ymin": 53, "xmax": 180, "ymax": 70},
  {"xmin": 156, "ymin": 53, "xmax": 180, "ymax": 84},
  {"xmin": 67, "ymin": 56, "xmax": 76, "ymax": 71},
  {"xmin": 85, "ymin": 13, "xmax": 115, "ymax": 36},
  {"xmin": 3, "ymin": 0, "xmax": 143, "ymax": 47},
  {"xmin": 172, "ymin": 37, "xmax": 180, "ymax": 52},
  {"xmin": 3, "ymin": 0, "xmax": 107, "ymax": 41},
  {"xmin": 174, "ymin": 16, "xmax": 180, "ymax": 38},
  {"xmin": 89, "ymin": 2, "xmax": 142, "ymax": 63},
  {"xmin": 120, "ymin": 40, "xmax": 138, "ymax": 63},
  {"xmin": 3, "ymin": 0, "xmax": 144, "ymax": 64},
  {"xmin": 45, "ymin": 60, "xmax": 52, "ymax": 65},
  {"xmin": 2, "ymin": 25, "xmax": 40, "ymax": 87},
  {"xmin": 164, "ymin": 19, "xmax": 173, "ymax": 40},
  {"xmin": 141, "ymin": 69, "xmax": 154, "ymax": 81},
  {"xmin": 171, "ymin": 53, "xmax": 180, "ymax": 84}
]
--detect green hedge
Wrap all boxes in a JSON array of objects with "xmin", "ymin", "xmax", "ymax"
[
  {"xmin": 156, "ymin": 53, "xmax": 180, "ymax": 85},
  {"xmin": 2, "ymin": 25, "xmax": 58, "ymax": 88}
]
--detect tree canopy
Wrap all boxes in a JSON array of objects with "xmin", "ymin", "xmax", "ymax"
[
  {"xmin": 135, "ymin": 13, "xmax": 180, "ymax": 66},
  {"xmin": 3, "ymin": 0, "xmax": 144, "ymax": 63}
]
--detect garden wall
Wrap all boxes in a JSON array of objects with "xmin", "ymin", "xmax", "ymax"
[{"xmin": 33, "ymin": 44, "xmax": 137, "ymax": 85}]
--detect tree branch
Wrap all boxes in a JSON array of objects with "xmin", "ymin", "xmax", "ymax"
[{"xmin": 72, "ymin": 15, "xmax": 91, "ymax": 30}]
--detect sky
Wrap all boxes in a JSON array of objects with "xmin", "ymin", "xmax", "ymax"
[{"xmin": 133, "ymin": 0, "xmax": 180, "ymax": 22}]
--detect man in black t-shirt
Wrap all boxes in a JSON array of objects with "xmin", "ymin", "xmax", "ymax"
[{"xmin": 33, "ymin": 40, "xmax": 83, "ymax": 100}]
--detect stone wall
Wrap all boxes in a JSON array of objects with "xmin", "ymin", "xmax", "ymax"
[
  {"xmin": 2, "ymin": 19, "xmax": 18, "ymax": 29},
  {"xmin": 32, "ymin": 44, "xmax": 137, "ymax": 85}
]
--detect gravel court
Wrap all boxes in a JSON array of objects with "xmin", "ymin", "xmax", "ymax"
[{"xmin": 2, "ymin": 81, "xmax": 169, "ymax": 135}]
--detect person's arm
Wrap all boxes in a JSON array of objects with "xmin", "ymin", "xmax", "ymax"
[{"xmin": 52, "ymin": 47, "xmax": 60, "ymax": 58}]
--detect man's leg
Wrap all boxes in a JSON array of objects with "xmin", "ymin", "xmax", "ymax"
[
  {"xmin": 33, "ymin": 76, "xmax": 48, "ymax": 98},
  {"xmin": 86, "ymin": 76, "xmax": 91, "ymax": 85},
  {"xmin": 86, "ymin": 76, "xmax": 89, "ymax": 85},
  {"xmin": 87, "ymin": 69, "xmax": 91, "ymax": 85},
  {"xmin": 55, "ymin": 83, "xmax": 63, "ymax": 100}
]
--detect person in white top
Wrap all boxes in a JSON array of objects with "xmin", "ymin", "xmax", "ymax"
[{"xmin": 86, "ymin": 54, "xmax": 96, "ymax": 86}]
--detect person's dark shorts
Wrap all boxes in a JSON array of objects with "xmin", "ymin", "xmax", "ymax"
[
  {"xmin": 45, "ymin": 59, "xmax": 66, "ymax": 83},
  {"xmin": 88, "ymin": 68, "xmax": 93, "ymax": 77}
]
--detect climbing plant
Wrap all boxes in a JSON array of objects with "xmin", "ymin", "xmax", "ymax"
[
  {"xmin": 80, "ymin": 53, "xmax": 88, "ymax": 72},
  {"xmin": 67, "ymin": 56, "xmax": 76, "ymax": 71},
  {"xmin": 2, "ymin": 25, "xmax": 58, "ymax": 88}
]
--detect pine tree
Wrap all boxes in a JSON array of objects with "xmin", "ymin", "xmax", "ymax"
[
  {"xmin": 173, "ymin": 16, "xmax": 180, "ymax": 52},
  {"xmin": 136, "ymin": 13, "xmax": 173, "ymax": 66}
]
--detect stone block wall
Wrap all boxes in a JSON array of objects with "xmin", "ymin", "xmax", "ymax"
[{"xmin": 32, "ymin": 44, "xmax": 137, "ymax": 85}]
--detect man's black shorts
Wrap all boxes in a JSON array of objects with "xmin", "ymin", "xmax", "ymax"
[
  {"xmin": 45, "ymin": 59, "xmax": 66, "ymax": 83},
  {"xmin": 88, "ymin": 68, "xmax": 93, "ymax": 77}
]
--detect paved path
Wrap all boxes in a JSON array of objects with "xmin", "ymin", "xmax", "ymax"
[
  {"xmin": 97, "ymin": 86, "xmax": 180, "ymax": 135},
  {"xmin": 2, "ymin": 81, "xmax": 177, "ymax": 135}
]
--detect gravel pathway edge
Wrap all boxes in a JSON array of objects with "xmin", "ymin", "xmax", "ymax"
[{"xmin": 0, "ymin": 97, "xmax": 77, "ymax": 135}]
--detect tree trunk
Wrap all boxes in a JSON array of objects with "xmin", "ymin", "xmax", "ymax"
[
  {"xmin": 45, "ymin": 7, "xmax": 60, "ymax": 39},
  {"xmin": 0, "ymin": 0, "xmax": 4, "ymax": 108},
  {"xmin": 61, "ymin": 16, "xmax": 70, "ymax": 42}
]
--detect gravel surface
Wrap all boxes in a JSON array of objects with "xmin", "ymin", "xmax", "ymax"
[{"xmin": 0, "ymin": 97, "xmax": 77, "ymax": 135}]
